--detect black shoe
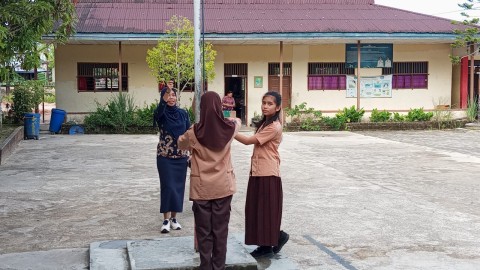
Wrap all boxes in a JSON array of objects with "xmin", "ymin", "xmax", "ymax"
[
  {"xmin": 273, "ymin": 231, "xmax": 289, "ymax": 253},
  {"xmin": 250, "ymin": 246, "xmax": 274, "ymax": 258}
]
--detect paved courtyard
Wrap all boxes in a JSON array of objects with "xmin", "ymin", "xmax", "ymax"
[{"xmin": 1, "ymin": 129, "xmax": 480, "ymax": 269}]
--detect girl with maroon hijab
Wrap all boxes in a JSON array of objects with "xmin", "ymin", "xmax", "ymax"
[{"xmin": 178, "ymin": 91, "xmax": 241, "ymax": 270}]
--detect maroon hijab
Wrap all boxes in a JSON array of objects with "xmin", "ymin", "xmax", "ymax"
[{"xmin": 194, "ymin": 91, "xmax": 236, "ymax": 151}]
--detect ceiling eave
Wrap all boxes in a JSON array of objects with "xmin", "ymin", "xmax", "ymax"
[{"xmin": 43, "ymin": 32, "xmax": 462, "ymax": 45}]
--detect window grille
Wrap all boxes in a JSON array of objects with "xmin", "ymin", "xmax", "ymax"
[
  {"xmin": 382, "ymin": 61, "xmax": 428, "ymax": 89},
  {"xmin": 77, "ymin": 63, "xmax": 128, "ymax": 92},
  {"xmin": 307, "ymin": 62, "xmax": 354, "ymax": 90}
]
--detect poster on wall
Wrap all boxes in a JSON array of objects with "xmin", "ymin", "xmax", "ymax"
[
  {"xmin": 346, "ymin": 75, "xmax": 392, "ymax": 98},
  {"xmin": 346, "ymin": 44, "xmax": 393, "ymax": 68}
]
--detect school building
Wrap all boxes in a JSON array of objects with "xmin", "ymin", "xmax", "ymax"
[{"xmin": 51, "ymin": 0, "xmax": 475, "ymax": 125}]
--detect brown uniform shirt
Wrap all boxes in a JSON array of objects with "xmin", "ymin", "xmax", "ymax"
[
  {"xmin": 251, "ymin": 121, "xmax": 282, "ymax": 177},
  {"xmin": 178, "ymin": 122, "xmax": 240, "ymax": 201}
]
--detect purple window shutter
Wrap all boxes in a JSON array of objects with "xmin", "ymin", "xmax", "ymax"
[
  {"xmin": 412, "ymin": 75, "xmax": 427, "ymax": 88},
  {"xmin": 393, "ymin": 74, "xmax": 427, "ymax": 89},
  {"xmin": 404, "ymin": 75, "xmax": 412, "ymax": 88},
  {"xmin": 308, "ymin": 77, "xmax": 313, "ymax": 90},
  {"xmin": 308, "ymin": 76, "xmax": 322, "ymax": 90},
  {"xmin": 339, "ymin": 76, "xmax": 346, "ymax": 90},
  {"xmin": 330, "ymin": 76, "xmax": 339, "ymax": 89},
  {"xmin": 396, "ymin": 75, "xmax": 405, "ymax": 88},
  {"xmin": 324, "ymin": 76, "xmax": 334, "ymax": 89},
  {"xmin": 307, "ymin": 77, "xmax": 313, "ymax": 90}
]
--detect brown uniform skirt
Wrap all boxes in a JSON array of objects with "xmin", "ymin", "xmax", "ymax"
[{"xmin": 245, "ymin": 176, "xmax": 283, "ymax": 246}]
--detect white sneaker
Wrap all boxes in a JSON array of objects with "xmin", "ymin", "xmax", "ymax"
[
  {"xmin": 170, "ymin": 218, "xmax": 182, "ymax": 230},
  {"xmin": 161, "ymin": 219, "xmax": 170, "ymax": 233}
]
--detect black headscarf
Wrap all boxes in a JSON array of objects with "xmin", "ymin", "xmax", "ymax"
[
  {"xmin": 160, "ymin": 87, "xmax": 187, "ymax": 139},
  {"xmin": 194, "ymin": 91, "xmax": 236, "ymax": 151}
]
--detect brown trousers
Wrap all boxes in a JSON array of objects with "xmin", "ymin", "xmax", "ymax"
[{"xmin": 192, "ymin": 195, "xmax": 232, "ymax": 270}]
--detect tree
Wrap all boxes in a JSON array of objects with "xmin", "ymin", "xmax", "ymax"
[
  {"xmin": 0, "ymin": 0, "xmax": 77, "ymax": 84},
  {"xmin": 451, "ymin": 1, "xmax": 480, "ymax": 105},
  {"xmin": 1, "ymin": 0, "xmax": 76, "ymax": 128},
  {"xmin": 146, "ymin": 15, "xmax": 217, "ymax": 102},
  {"xmin": 450, "ymin": 1, "xmax": 480, "ymax": 64}
]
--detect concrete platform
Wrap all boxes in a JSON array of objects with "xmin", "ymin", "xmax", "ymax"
[
  {"xmin": 465, "ymin": 121, "xmax": 480, "ymax": 130},
  {"xmin": 89, "ymin": 233, "xmax": 297, "ymax": 270},
  {"xmin": 0, "ymin": 248, "xmax": 88, "ymax": 270},
  {"xmin": 90, "ymin": 240, "xmax": 129, "ymax": 270},
  {"xmin": 127, "ymin": 236, "xmax": 256, "ymax": 270}
]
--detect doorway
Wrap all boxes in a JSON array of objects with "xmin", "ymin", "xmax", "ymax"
[
  {"xmin": 224, "ymin": 63, "xmax": 248, "ymax": 124},
  {"xmin": 224, "ymin": 77, "xmax": 246, "ymax": 124}
]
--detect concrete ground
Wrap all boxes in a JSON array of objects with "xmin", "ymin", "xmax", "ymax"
[{"xmin": 1, "ymin": 129, "xmax": 480, "ymax": 269}]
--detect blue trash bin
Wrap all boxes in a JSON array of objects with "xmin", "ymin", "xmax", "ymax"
[
  {"xmin": 24, "ymin": 113, "xmax": 40, "ymax": 140},
  {"xmin": 49, "ymin": 108, "xmax": 67, "ymax": 133}
]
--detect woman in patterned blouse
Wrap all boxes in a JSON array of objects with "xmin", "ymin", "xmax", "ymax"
[{"xmin": 154, "ymin": 82, "xmax": 190, "ymax": 233}]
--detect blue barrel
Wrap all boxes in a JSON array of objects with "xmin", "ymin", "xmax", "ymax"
[
  {"xmin": 49, "ymin": 108, "xmax": 67, "ymax": 133},
  {"xmin": 24, "ymin": 113, "xmax": 40, "ymax": 140}
]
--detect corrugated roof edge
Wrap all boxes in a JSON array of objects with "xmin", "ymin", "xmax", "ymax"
[{"xmin": 44, "ymin": 32, "xmax": 461, "ymax": 42}]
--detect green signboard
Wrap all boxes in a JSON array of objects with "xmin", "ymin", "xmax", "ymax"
[{"xmin": 346, "ymin": 44, "xmax": 393, "ymax": 68}]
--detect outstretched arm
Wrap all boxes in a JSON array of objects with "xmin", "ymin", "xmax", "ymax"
[{"xmin": 235, "ymin": 132, "xmax": 259, "ymax": 145}]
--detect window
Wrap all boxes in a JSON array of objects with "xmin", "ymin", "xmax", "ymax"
[
  {"xmin": 77, "ymin": 63, "xmax": 128, "ymax": 92},
  {"xmin": 307, "ymin": 62, "xmax": 354, "ymax": 90},
  {"xmin": 268, "ymin": 63, "xmax": 292, "ymax": 76},
  {"xmin": 382, "ymin": 62, "xmax": 428, "ymax": 89}
]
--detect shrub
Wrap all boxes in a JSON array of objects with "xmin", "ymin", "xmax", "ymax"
[
  {"xmin": 405, "ymin": 108, "xmax": 434, "ymax": 122},
  {"xmin": 12, "ymin": 84, "xmax": 34, "ymax": 123},
  {"xmin": 285, "ymin": 102, "xmax": 322, "ymax": 123},
  {"xmin": 370, "ymin": 108, "xmax": 392, "ymax": 122},
  {"xmin": 432, "ymin": 105, "xmax": 453, "ymax": 125},
  {"xmin": 393, "ymin": 112, "xmax": 405, "ymax": 122},
  {"xmin": 135, "ymin": 102, "xmax": 157, "ymax": 127},
  {"xmin": 11, "ymin": 81, "xmax": 44, "ymax": 123},
  {"xmin": 44, "ymin": 93, "xmax": 56, "ymax": 103},
  {"xmin": 322, "ymin": 116, "xmax": 346, "ymax": 130},
  {"xmin": 84, "ymin": 93, "xmax": 137, "ymax": 132},
  {"xmin": 336, "ymin": 105, "xmax": 364, "ymax": 123},
  {"xmin": 466, "ymin": 97, "xmax": 478, "ymax": 122}
]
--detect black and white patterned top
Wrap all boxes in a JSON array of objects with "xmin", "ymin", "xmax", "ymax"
[{"xmin": 157, "ymin": 128, "xmax": 189, "ymax": 158}]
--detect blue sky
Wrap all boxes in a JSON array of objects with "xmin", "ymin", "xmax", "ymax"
[{"xmin": 375, "ymin": 0, "xmax": 479, "ymax": 21}]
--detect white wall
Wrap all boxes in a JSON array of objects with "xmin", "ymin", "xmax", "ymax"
[{"xmin": 56, "ymin": 42, "xmax": 456, "ymax": 123}]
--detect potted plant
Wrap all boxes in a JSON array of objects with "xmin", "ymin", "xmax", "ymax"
[{"xmin": 251, "ymin": 111, "xmax": 262, "ymax": 127}]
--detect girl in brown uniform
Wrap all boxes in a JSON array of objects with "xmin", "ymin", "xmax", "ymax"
[
  {"xmin": 234, "ymin": 91, "xmax": 289, "ymax": 258},
  {"xmin": 178, "ymin": 91, "xmax": 241, "ymax": 270}
]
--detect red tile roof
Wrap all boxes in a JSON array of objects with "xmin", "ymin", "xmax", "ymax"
[{"xmin": 74, "ymin": 0, "xmax": 465, "ymax": 35}]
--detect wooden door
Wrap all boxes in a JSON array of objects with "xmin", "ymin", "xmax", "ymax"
[{"xmin": 268, "ymin": 76, "xmax": 291, "ymax": 109}]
